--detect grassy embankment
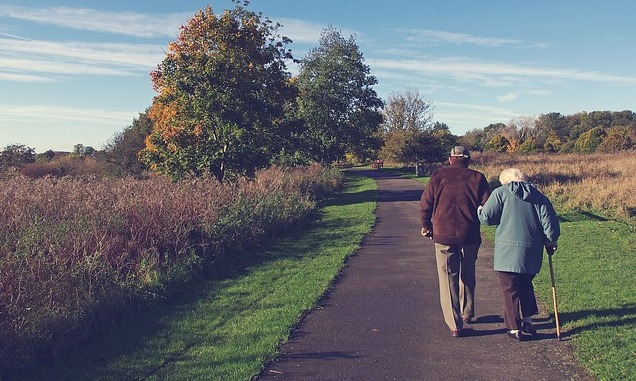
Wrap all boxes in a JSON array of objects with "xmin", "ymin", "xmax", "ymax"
[
  {"xmin": 411, "ymin": 152, "xmax": 635, "ymax": 381},
  {"xmin": 16, "ymin": 173, "xmax": 377, "ymax": 380}
]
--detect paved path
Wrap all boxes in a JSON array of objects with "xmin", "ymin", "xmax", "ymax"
[{"xmin": 259, "ymin": 169, "xmax": 593, "ymax": 381}]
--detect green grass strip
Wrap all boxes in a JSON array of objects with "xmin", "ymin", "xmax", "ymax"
[
  {"xmin": 21, "ymin": 173, "xmax": 377, "ymax": 381},
  {"xmin": 534, "ymin": 219, "xmax": 635, "ymax": 381}
]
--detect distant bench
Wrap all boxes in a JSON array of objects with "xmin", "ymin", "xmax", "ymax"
[{"xmin": 371, "ymin": 160, "xmax": 384, "ymax": 169}]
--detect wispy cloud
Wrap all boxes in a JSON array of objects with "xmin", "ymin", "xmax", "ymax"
[
  {"xmin": 435, "ymin": 101, "xmax": 519, "ymax": 131},
  {"xmin": 0, "ymin": 71, "xmax": 56, "ymax": 82},
  {"xmin": 3, "ymin": 38, "xmax": 163, "ymax": 68},
  {"xmin": 496, "ymin": 90, "xmax": 551, "ymax": 103},
  {"xmin": 0, "ymin": 5, "xmax": 185, "ymax": 38},
  {"xmin": 0, "ymin": 32, "xmax": 32, "ymax": 41},
  {"xmin": 0, "ymin": 37, "xmax": 164, "ymax": 80},
  {"xmin": 0, "ymin": 104, "xmax": 136, "ymax": 125},
  {"xmin": 274, "ymin": 17, "xmax": 359, "ymax": 48},
  {"xmin": 395, "ymin": 29, "xmax": 521, "ymax": 47},
  {"xmin": 276, "ymin": 18, "xmax": 326, "ymax": 45},
  {"xmin": 368, "ymin": 57, "xmax": 636, "ymax": 86}
]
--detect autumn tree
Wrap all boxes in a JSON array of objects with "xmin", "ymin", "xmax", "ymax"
[
  {"xmin": 141, "ymin": 2, "xmax": 296, "ymax": 180},
  {"xmin": 295, "ymin": 26, "xmax": 383, "ymax": 164}
]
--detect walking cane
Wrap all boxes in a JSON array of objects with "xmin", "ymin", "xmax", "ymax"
[{"xmin": 547, "ymin": 246, "xmax": 561, "ymax": 340}]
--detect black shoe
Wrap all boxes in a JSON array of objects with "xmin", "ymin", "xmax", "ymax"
[
  {"xmin": 506, "ymin": 330, "xmax": 525, "ymax": 341},
  {"xmin": 522, "ymin": 322, "xmax": 537, "ymax": 335}
]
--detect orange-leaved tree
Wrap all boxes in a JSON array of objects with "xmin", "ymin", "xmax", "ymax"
[{"xmin": 141, "ymin": 1, "xmax": 297, "ymax": 181}]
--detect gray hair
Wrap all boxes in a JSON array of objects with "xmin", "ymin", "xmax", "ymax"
[{"xmin": 499, "ymin": 168, "xmax": 526, "ymax": 185}]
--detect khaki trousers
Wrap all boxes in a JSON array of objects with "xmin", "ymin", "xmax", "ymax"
[{"xmin": 434, "ymin": 243, "xmax": 479, "ymax": 331}]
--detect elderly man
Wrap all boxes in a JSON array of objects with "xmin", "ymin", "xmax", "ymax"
[{"xmin": 420, "ymin": 146, "xmax": 490, "ymax": 337}]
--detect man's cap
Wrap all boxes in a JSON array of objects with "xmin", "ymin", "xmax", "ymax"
[{"xmin": 450, "ymin": 146, "xmax": 470, "ymax": 158}]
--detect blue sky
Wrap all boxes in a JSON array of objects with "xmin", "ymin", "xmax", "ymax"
[{"xmin": 1, "ymin": 0, "xmax": 635, "ymax": 152}]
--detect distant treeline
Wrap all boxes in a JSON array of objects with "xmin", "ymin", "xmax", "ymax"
[{"xmin": 459, "ymin": 110, "xmax": 636, "ymax": 154}]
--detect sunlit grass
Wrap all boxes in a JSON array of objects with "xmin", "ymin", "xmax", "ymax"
[
  {"xmin": 534, "ymin": 220, "xmax": 635, "ymax": 380},
  {"xmin": 20, "ymin": 173, "xmax": 377, "ymax": 381}
]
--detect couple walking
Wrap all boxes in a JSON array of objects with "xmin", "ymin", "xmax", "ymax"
[{"xmin": 419, "ymin": 146, "xmax": 560, "ymax": 341}]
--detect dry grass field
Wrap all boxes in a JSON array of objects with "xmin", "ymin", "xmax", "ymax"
[{"xmin": 471, "ymin": 151, "xmax": 636, "ymax": 221}]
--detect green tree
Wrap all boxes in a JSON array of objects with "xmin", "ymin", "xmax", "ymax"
[
  {"xmin": 430, "ymin": 122, "xmax": 457, "ymax": 160},
  {"xmin": 535, "ymin": 112, "xmax": 568, "ymax": 149},
  {"xmin": 35, "ymin": 149, "xmax": 56, "ymax": 163},
  {"xmin": 574, "ymin": 127, "xmax": 606, "ymax": 153},
  {"xmin": 141, "ymin": 2, "xmax": 296, "ymax": 180},
  {"xmin": 588, "ymin": 111, "xmax": 612, "ymax": 129},
  {"xmin": 484, "ymin": 134, "xmax": 510, "ymax": 152},
  {"xmin": 380, "ymin": 123, "xmax": 452, "ymax": 165},
  {"xmin": 0, "ymin": 144, "xmax": 35, "ymax": 169},
  {"xmin": 458, "ymin": 128, "xmax": 486, "ymax": 152},
  {"xmin": 104, "ymin": 110, "xmax": 153, "ymax": 177},
  {"xmin": 73, "ymin": 144, "xmax": 85, "ymax": 156},
  {"xmin": 295, "ymin": 26, "xmax": 383, "ymax": 164},
  {"xmin": 597, "ymin": 126, "xmax": 635, "ymax": 152},
  {"xmin": 609, "ymin": 110, "xmax": 636, "ymax": 128},
  {"xmin": 543, "ymin": 133, "xmax": 563, "ymax": 153},
  {"xmin": 482, "ymin": 123, "xmax": 506, "ymax": 144},
  {"xmin": 518, "ymin": 137, "xmax": 538, "ymax": 154}
]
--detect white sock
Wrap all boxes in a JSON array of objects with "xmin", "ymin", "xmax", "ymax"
[{"xmin": 509, "ymin": 329, "xmax": 519, "ymax": 334}]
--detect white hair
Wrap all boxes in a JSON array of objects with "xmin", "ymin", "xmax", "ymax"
[{"xmin": 499, "ymin": 168, "xmax": 526, "ymax": 185}]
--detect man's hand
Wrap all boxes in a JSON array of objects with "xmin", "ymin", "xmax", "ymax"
[{"xmin": 421, "ymin": 227, "xmax": 433, "ymax": 239}]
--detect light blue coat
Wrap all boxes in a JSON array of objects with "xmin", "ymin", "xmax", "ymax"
[{"xmin": 478, "ymin": 181, "xmax": 560, "ymax": 274}]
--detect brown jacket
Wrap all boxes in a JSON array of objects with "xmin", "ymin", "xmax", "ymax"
[{"xmin": 420, "ymin": 163, "xmax": 490, "ymax": 245}]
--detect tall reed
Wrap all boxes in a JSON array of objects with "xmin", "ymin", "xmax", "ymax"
[{"xmin": 0, "ymin": 164, "xmax": 341, "ymax": 373}]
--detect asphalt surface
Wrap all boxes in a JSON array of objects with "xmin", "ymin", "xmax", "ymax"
[{"xmin": 258, "ymin": 169, "xmax": 594, "ymax": 381}]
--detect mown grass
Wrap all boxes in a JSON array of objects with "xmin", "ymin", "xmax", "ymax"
[
  {"xmin": 402, "ymin": 151, "xmax": 636, "ymax": 381},
  {"xmin": 19, "ymin": 173, "xmax": 377, "ymax": 381},
  {"xmin": 534, "ymin": 219, "xmax": 635, "ymax": 381}
]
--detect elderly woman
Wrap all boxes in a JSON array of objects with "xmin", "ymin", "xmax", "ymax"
[{"xmin": 478, "ymin": 168, "xmax": 560, "ymax": 341}]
